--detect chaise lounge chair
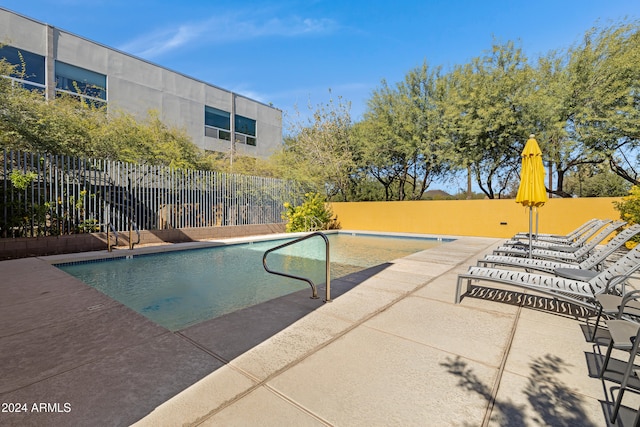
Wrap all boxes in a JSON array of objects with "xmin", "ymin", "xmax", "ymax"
[
  {"xmin": 512, "ymin": 218, "xmax": 600, "ymax": 242},
  {"xmin": 501, "ymin": 219, "xmax": 613, "ymax": 252},
  {"xmin": 491, "ymin": 221, "xmax": 625, "ymax": 260},
  {"xmin": 455, "ymin": 241, "xmax": 640, "ymax": 309},
  {"xmin": 478, "ymin": 223, "xmax": 638, "ymax": 276}
]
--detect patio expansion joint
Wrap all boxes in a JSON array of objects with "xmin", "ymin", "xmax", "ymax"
[
  {"xmin": 196, "ymin": 378, "xmax": 335, "ymax": 427},
  {"xmin": 261, "ymin": 382, "xmax": 334, "ymax": 426},
  {"xmin": 481, "ymin": 302, "xmax": 523, "ymax": 427},
  {"xmin": 451, "ymin": 238, "xmax": 527, "ymax": 427},
  {"xmin": 173, "ymin": 331, "xmax": 231, "ymax": 366},
  {"xmin": 186, "ymin": 360, "xmax": 335, "ymax": 427}
]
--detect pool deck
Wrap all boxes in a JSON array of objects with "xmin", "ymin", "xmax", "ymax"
[{"xmin": 1, "ymin": 233, "xmax": 640, "ymax": 426}]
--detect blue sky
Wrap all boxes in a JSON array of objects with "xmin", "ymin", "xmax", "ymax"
[{"xmin": 2, "ymin": 0, "xmax": 640, "ymax": 191}]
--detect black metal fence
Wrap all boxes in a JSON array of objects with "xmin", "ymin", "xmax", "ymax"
[{"xmin": 0, "ymin": 149, "xmax": 303, "ymax": 238}]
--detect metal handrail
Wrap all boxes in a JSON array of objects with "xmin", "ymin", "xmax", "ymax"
[
  {"xmin": 262, "ymin": 231, "xmax": 331, "ymax": 302},
  {"xmin": 107, "ymin": 223, "xmax": 118, "ymax": 252},
  {"xmin": 129, "ymin": 221, "xmax": 141, "ymax": 250},
  {"xmin": 304, "ymin": 216, "xmax": 323, "ymax": 232}
]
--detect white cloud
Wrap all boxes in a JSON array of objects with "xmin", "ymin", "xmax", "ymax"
[
  {"xmin": 229, "ymin": 85, "xmax": 269, "ymax": 105},
  {"xmin": 118, "ymin": 10, "xmax": 338, "ymax": 59}
]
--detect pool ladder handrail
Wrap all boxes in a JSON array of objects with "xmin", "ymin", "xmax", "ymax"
[
  {"xmin": 304, "ymin": 216, "xmax": 323, "ymax": 232},
  {"xmin": 106, "ymin": 223, "xmax": 118, "ymax": 252},
  {"xmin": 129, "ymin": 221, "xmax": 141, "ymax": 250},
  {"xmin": 262, "ymin": 231, "xmax": 332, "ymax": 302}
]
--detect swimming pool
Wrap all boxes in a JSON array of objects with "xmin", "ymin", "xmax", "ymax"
[{"xmin": 57, "ymin": 232, "xmax": 451, "ymax": 331}]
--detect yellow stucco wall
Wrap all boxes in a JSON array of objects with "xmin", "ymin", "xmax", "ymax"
[{"xmin": 329, "ymin": 197, "xmax": 623, "ymax": 238}]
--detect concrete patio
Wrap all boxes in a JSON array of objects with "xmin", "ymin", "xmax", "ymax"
[{"xmin": 1, "ymin": 234, "xmax": 639, "ymax": 426}]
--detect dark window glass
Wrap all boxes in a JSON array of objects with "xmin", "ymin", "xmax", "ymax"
[
  {"xmin": 55, "ymin": 61, "xmax": 106, "ymax": 100},
  {"xmin": 219, "ymin": 130, "xmax": 231, "ymax": 141},
  {"xmin": 235, "ymin": 115, "xmax": 256, "ymax": 137},
  {"xmin": 21, "ymin": 82, "xmax": 45, "ymax": 93},
  {"xmin": 55, "ymin": 91, "xmax": 106, "ymax": 108},
  {"xmin": 205, "ymin": 106, "xmax": 230, "ymax": 130},
  {"xmin": 0, "ymin": 45, "xmax": 45, "ymax": 84}
]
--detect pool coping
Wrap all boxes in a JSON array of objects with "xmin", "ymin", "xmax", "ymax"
[{"xmin": 39, "ymin": 229, "xmax": 455, "ymax": 265}]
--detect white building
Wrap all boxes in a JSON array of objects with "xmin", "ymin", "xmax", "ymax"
[{"xmin": 0, "ymin": 7, "xmax": 282, "ymax": 159}]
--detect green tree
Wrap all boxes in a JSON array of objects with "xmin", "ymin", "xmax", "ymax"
[
  {"xmin": 92, "ymin": 109, "xmax": 204, "ymax": 168},
  {"xmin": 278, "ymin": 91, "xmax": 356, "ymax": 201},
  {"xmin": 443, "ymin": 41, "xmax": 535, "ymax": 198},
  {"xmin": 564, "ymin": 164, "xmax": 631, "ymax": 197},
  {"xmin": 565, "ymin": 21, "xmax": 640, "ymax": 186},
  {"xmin": 204, "ymin": 151, "xmax": 281, "ymax": 177},
  {"xmin": 356, "ymin": 82, "xmax": 410, "ymax": 200},
  {"xmin": 357, "ymin": 62, "xmax": 452, "ymax": 200},
  {"xmin": 0, "ymin": 56, "xmax": 213, "ymax": 170},
  {"xmin": 530, "ymin": 50, "xmax": 604, "ymax": 198},
  {"xmin": 348, "ymin": 120, "xmax": 396, "ymax": 200}
]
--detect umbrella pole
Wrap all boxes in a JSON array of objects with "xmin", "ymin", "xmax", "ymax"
[
  {"xmin": 535, "ymin": 208, "xmax": 539, "ymax": 239},
  {"xmin": 529, "ymin": 207, "xmax": 533, "ymax": 258}
]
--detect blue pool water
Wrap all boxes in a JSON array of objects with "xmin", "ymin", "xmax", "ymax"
[{"xmin": 57, "ymin": 233, "xmax": 450, "ymax": 331}]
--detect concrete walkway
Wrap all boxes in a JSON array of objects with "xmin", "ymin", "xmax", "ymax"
[{"xmin": 2, "ymin": 235, "xmax": 639, "ymax": 426}]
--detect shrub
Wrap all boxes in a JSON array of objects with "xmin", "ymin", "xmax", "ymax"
[
  {"xmin": 613, "ymin": 185, "xmax": 640, "ymax": 248},
  {"xmin": 283, "ymin": 192, "xmax": 340, "ymax": 232},
  {"xmin": 9, "ymin": 169, "xmax": 37, "ymax": 190}
]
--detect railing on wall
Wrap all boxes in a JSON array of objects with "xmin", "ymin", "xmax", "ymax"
[{"xmin": 0, "ymin": 149, "xmax": 303, "ymax": 238}]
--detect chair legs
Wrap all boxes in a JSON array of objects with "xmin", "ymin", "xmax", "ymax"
[
  {"xmin": 590, "ymin": 305, "xmax": 605, "ymax": 342},
  {"xmin": 599, "ymin": 337, "xmax": 616, "ymax": 379},
  {"xmin": 598, "ymin": 319, "xmax": 640, "ymax": 423},
  {"xmin": 611, "ymin": 346, "xmax": 638, "ymax": 423}
]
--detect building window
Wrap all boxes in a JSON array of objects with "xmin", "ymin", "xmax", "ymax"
[
  {"xmin": 204, "ymin": 107, "xmax": 257, "ymax": 146},
  {"xmin": 0, "ymin": 45, "xmax": 46, "ymax": 92},
  {"xmin": 235, "ymin": 115, "xmax": 257, "ymax": 146},
  {"xmin": 55, "ymin": 61, "xmax": 106, "ymax": 106},
  {"xmin": 204, "ymin": 106, "xmax": 231, "ymax": 141}
]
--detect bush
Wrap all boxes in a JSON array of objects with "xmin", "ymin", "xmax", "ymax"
[
  {"xmin": 283, "ymin": 192, "xmax": 340, "ymax": 232},
  {"xmin": 613, "ymin": 185, "xmax": 640, "ymax": 248}
]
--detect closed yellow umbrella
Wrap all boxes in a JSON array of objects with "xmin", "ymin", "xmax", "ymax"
[{"xmin": 515, "ymin": 134, "xmax": 547, "ymax": 257}]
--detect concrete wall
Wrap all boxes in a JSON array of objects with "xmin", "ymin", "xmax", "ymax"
[
  {"xmin": 0, "ymin": 223, "xmax": 285, "ymax": 260},
  {"xmin": 330, "ymin": 197, "xmax": 622, "ymax": 238}
]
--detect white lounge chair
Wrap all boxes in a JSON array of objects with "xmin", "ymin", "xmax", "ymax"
[
  {"xmin": 478, "ymin": 223, "xmax": 638, "ymax": 276},
  {"xmin": 491, "ymin": 221, "xmax": 625, "ymax": 260},
  {"xmin": 512, "ymin": 218, "xmax": 600, "ymax": 242},
  {"xmin": 455, "ymin": 241, "xmax": 640, "ymax": 309},
  {"xmin": 501, "ymin": 219, "xmax": 613, "ymax": 252}
]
